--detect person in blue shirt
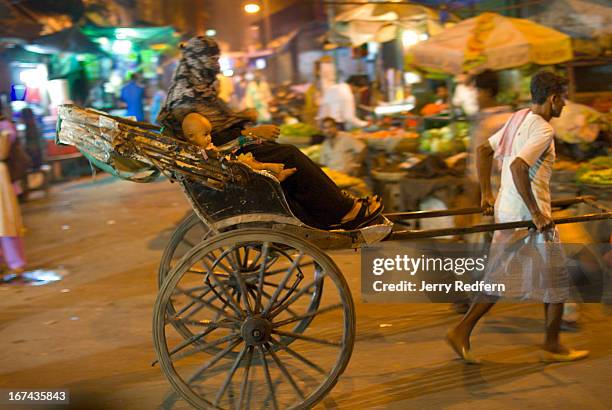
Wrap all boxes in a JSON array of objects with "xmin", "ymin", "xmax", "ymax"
[{"xmin": 120, "ymin": 72, "xmax": 145, "ymax": 121}]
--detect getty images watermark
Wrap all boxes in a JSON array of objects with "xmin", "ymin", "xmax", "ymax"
[{"xmin": 361, "ymin": 243, "xmax": 611, "ymax": 303}]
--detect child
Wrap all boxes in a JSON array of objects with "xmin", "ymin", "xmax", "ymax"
[{"xmin": 181, "ymin": 113, "xmax": 296, "ymax": 181}]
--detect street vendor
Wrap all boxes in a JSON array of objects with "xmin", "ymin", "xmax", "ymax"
[
  {"xmin": 446, "ymin": 71, "xmax": 589, "ymax": 363},
  {"xmin": 319, "ymin": 117, "xmax": 366, "ymax": 177},
  {"xmin": 157, "ymin": 36, "xmax": 382, "ymax": 230}
]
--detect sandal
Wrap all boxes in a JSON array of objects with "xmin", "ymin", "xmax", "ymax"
[{"xmin": 332, "ymin": 196, "xmax": 384, "ymax": 230}]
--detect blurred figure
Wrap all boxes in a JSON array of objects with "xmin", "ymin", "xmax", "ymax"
[
  {"xmin": 453, "ymin": 70, "xmax": 512, "ymax": 312},
  {"xmin": 302, "ymin": 81, "xmax": 320, "ymax": 127},
  {"xmin": 318, "ymin": 76, "xmax": 368, "ymax": 130},
  {"xmin": 120, "ymin": 72, "xmax": 145, "ymax": 121},
  {"xmin": 319, "ymin": 117, "xmax": 366, "ymax": 176},
  {"xmin": 469, "ymin": 71, "xmax": 513, "ymax": 182},
  {"xmin": 435, "ymin": 84, "xmax": 449, "ymax": 104},
  {"xmin": 420, "ymin": 83, "xmax": 450, "ymax": 116},
  {"xmin": 369, "ymin": 80, "xmax": 385, "ymax": 107},
  {"xmin": 231, "ymin": 75, "xmax": 247, "ymax": 110},
  {"xmin": 402, "ymin": 84, "xmax": 417, "ymax": 107},
  {"xmin": 0, "ymin": 103, "xmax": 27, "ymax": 281},
  {"xmin": 149, "ymin": 82, "xmax": 167, "ymax": 125},
  {"xmin": 453, "ymin": 74, "xmax": 479, "ymax": 116},
  {"xmin": 216, "ymin": 73, "xmax": 234, "ymax": 103},
  {"xmin": 244, "ymin": 72, "xmax": 272, "ymax": 122},
  {"xmin": 21, "ymin": 108, "xmax": 43, "ymax": 170}
]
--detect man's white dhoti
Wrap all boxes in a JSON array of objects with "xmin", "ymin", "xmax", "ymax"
[{"xmin": 483, "ymin": 213, "xmax": 570, "ymax": 303}]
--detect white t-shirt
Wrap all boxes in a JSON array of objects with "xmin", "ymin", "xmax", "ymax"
[
  {"xmin": 488, "ymin": 112, "xmax": 555, "ymax": 219},
  {"xmin": 452, "ymin": 83, "xmax": 479, "ymax": 116},
  {"xmin": 319, "ymin": 132, "xmax": 365, "ymax": 176},
  {"xmin": 318, "ymin": 83, "xmax": 368, "ymax": 129}
]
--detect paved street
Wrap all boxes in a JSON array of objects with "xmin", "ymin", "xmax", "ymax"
[{"xmin": 1, "ymin": 175, "xmax": 611, "ymax": 409}]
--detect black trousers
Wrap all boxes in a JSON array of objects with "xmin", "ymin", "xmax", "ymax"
[{"xmin": 240, "ymin": 141, "xmax": 353, "ymax": 228}]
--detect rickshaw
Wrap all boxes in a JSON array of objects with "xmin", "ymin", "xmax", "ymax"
[{"xmin": 56, "ymin": 105, "xmax": 611, "ymax": 409}]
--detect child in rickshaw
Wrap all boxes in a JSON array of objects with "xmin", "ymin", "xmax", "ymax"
[
  {"xmin": 181, "ymin": 112, "xmax": 297, "ymax": 182},
  {"xmin": 158, "ymin": 36, "xmax": 382, "ymax": 230}
]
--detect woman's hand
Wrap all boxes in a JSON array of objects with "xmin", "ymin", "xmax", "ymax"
[
  {"xmin": 242, "ymin": 125, "xmax": 280, "ymax": 141},
  {"xmin": 239, "ymin": 109, "xmax": 258, "ymax": 122}
]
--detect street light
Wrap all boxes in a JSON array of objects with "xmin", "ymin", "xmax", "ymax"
[{"xmin": 244, "ymin": 3, "xmax": 261, "ymax": 14}]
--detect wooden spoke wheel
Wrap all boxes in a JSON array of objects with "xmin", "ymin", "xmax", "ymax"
[
  {"xmin": 153, "ymin": 229, "xmax": 355, "ymax": 409},
  {"xmin": 158, "ymin": 216, "xmax": 324, "ymax": 344},
  {"xmin": 158, "ymin": 212, "xmax": 212, "ymax": 288}
]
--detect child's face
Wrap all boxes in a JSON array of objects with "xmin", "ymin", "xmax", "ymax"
[
  {"xmin": 183, "ymin": 114, "xmax": 212, "ymax": 148},
  {"xmin": 188, "ymin": 132, "xmax": 211, "ymax": 148}
]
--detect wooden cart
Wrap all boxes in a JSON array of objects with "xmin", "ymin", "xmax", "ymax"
[{"xmin": 56, "ymin": 105, "xmax": 612, "ymax": 410}]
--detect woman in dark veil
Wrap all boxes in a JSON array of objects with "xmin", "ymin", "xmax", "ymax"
[{"xmin": 158, "ymin": 36, "xmax": 381, "ymax": 230}]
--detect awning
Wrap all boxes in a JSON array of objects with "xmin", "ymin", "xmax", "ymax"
[
  {"xmin": 27, "ymin": 27, "xmax": 106, "ymax": 55},
  {"xmin": 410, "ymin": 12, "xmax": 573, "ymax": 74},
  {"xmin": 531, "ymin": 0, "xmax": 612, "ymax": 39},
  {"xmin": 80, "ymin": 25, "xmax": 178, "ymax": 47},
  {"xmin": 334, "ymin": 2, "xmax": 458, "ymax": 46}
]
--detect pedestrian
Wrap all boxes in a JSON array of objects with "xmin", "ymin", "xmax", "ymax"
[
  {"xmin": 120, "ymin": 72, "xmax": 145, "ymax": 121},
  {"xmin": 21, "ymin": 107, "xmax": 43, "ymax": 170},
  {"xmin": 453, "ymin": 70, "xmax": 513, "ymax": 313},
  {"xmin": 318, "ymin": 76, "xmax": 368, "ymax": 130},
  {"xmin": 461, "ymin": 70, "xmax": 513, "ymax": 217},
  {"xmin": 0, "ymin": 103, "xmax": 27, "ymax": 281},
  {"xmin": 446, "ymin": 71, "xmax": 589, "ymax": 363}
]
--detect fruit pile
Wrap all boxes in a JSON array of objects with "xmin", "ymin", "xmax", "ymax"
[{"xmin": 321, "ymin": 167, "xmax": 363, "ymax": 188}]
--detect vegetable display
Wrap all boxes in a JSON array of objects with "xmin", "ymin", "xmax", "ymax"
[
  {"xmin": 419, "ymin": 122, "xmax": 470, "ymax": 154},
  {"xmin": 576, "ymin": 156, "xmax": 612, "ymax": 186},
  {"xmin": 279, "ymin": 123, "xmax": 319, "ymax": 138}
]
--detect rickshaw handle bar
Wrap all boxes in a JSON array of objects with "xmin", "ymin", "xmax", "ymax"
[
  {"xmin": 386, "ymin": 211, "xmax": 612, "ymax": 241},
  {"xmin": 383, "ymin": 196, "xmax": 597, "ymax": 221}
]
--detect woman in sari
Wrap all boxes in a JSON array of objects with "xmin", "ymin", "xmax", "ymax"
[{"xmin": 0, "ymin": 104, "xmax": 27, "ymax": 280}]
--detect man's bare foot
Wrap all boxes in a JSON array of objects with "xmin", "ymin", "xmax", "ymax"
[
  {"xmin": 446, "ymin": 328, "xmax": 480, "ymax": 364},
  {"xmin": 542, "ymin": 343, "xmax": 570, "ymax": 355},
  {"xmin": 540, "ymin": 345, "xmax": 589, "ymax": 362}
]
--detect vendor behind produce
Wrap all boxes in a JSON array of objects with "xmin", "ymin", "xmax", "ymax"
[
  {"xmin": 317, "ymin": 76, "xmax": 368, "ymax": 130},
  {"xmin": 319, "ymin": 117, "xmax": 366, "ymax": 177}
]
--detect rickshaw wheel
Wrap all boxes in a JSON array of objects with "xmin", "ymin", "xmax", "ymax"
[
  {"xmin": 158, "ymin": 212, "xmax": 211, "ymax": 288},
  {"xmin": 158, "ymin": 214, "xmax": 324, "ymax": 346},
  {"xmin": 153, "ymin": 229, "xmax": 355, "ymax": 410}
]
